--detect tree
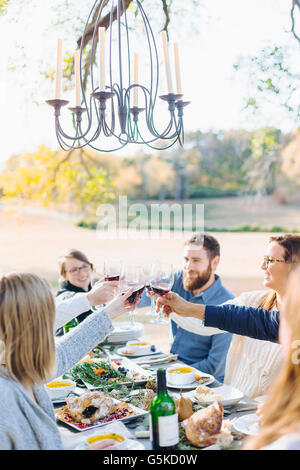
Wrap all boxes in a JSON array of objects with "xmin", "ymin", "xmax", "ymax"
[
  {"xmin": 234, "ymin": 45, "xmax": 300, "ymax": 127},
  {"xmin": 242, "ymin": 128, "xmax": 283, "ymax": 197},
  {"xmin": 281, "ymin": 130, "xmax": 300, "ymax": 191},
  {"xmin": 0, "ymin": 145, "xmax": 115, "ymax": 214}
]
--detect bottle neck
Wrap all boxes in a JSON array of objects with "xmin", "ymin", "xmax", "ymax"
[{"xmin": 157, "ymin": 369, "xmax": 167, "ymax": 394}]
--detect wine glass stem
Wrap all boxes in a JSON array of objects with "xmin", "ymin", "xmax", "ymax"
[
  {"xmin": 158, "ymin": 305, "xmax": 164, "ymax": 321},
  {"xmin": 130, "ymin": 309, "xmax": 135, "ymax": 326}
]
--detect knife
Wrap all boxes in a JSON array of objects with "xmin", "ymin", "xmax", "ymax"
[{"xmin": 134, "ymin": 354, "xmax": 178, "ymax": 365}]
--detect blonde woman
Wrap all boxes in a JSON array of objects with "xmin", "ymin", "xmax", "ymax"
[
  {"xmin": 0, "ymin": 272, "xmax": 135, "ymax": 450},
  {"xmin": 244, "ymin": 267, "xmax": 300, "ymax": 450}
]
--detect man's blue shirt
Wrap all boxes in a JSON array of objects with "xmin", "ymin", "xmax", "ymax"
[{"xmin": 139, "ymin": 271, "xmax": 234, "ymax": 382}]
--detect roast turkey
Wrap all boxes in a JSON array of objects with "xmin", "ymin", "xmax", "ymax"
[
  {"xmin": 66, "ymin": 391, "xmax": 113, "ymax": 424},
  {"xmin": 185, "ymin": 400, "xmax": 224, "ymax": 447}
]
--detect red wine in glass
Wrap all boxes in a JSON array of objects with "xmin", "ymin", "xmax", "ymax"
[
  {"xmin": 104, "ymin": 275, "xmax": 120, "ymax": 281},
  {"xmin": 151, "ymin": 285, "xmax": 170, "ymax": 296},
  {"xmin": 127, "ymin": 285, "xmax": 145, "ymax": 304}
]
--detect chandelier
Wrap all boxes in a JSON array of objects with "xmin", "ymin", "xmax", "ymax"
[{"xmin": 46, "ymin": 0, "xmax": 190, "ymax": 152}]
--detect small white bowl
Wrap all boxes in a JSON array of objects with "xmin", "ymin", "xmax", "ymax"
[
  {"xmin": 126, "ymin": 340, "xmax": 152, "ymax": 355},
  {"xmin": 45, "ymin": 378, "xmax": 76, "ymax": 400},
  {"xmin": 166, "ymin": 366, "xmax": 196, "ymax": 386},
  {"xmin": 85, "ymin": 432, "xmax": 127, "ymax": 450}
]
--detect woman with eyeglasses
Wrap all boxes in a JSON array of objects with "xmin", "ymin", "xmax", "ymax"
[
  {"xmin": 55, "ymin": 249, "xmax": 118, "ymax": 335},
  {"xmin": 157, "ymin": 234, "xmax": 300, "ymax": 399}
]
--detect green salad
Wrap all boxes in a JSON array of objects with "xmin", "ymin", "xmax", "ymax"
[{"xmin": 65, "ymin": 361, "xmax": 133, "ymax": 390}]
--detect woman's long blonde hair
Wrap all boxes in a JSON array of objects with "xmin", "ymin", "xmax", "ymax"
[
  {"xmin": 259, "ymin": 234, "xmax": 300, "ymax": 310},
  {"xmin": 244, "ymin": 267, "xmax": 300, "ymax": 449},
  {"xmin": 0, "ymin": 273, "xmax": 56, "ymax": 387}
]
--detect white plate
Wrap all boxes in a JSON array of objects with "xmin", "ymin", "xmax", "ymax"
[
  {"xmin": 107, "ymin": 322, "xmax": 144, "ymax": 344},
  {"xmin": 192, "ymin": 384, "xmax": 244, "ymax": 407},
  {"xmin": 117, "ymin": 347, "xmax": 162, "ymax": 358},
  {"xmin": 55, "ymin": 398, "xmax": 148, "ymax": 432},
  {"xmin": 167, "ymin": 370, "xmax": 215, "ymax": 389},
  {"xmin": 51, "ymin": 390, "xmax": 84, "ymax": 404},
  {"xmin": 52, "ymin": 397, "xmax": 69, "ymax": 404},
  {"xmin": 233, "ymin": 413, "xmax": 259, "ymax": 436},
  {"xmin": 75, "ymin": 439, "xmax": 145, "ymax": 450}
]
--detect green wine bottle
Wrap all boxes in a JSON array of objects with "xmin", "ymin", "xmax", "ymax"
[
  {"xmin": 63, "ymin": 317, "xmax": 79, "ymax": 334},
  {"xmin": 149, "ymin": 368, "xmax": 179, "ymax": 450}
]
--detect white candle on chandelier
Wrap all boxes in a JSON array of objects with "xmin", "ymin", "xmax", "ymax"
[
  {"xmin": 173, "ymin": 43, "xmax": 182, "ymax": 95},
  {"xmin": 75, "ymin": 49, "xmax": 81, "ymax": 106},
  {"xmin": 99, "ymin": 27, "xmax": 106, "ymax": 91},
  {"xmin": 55, "ymin": 39, "xmax": 62, "ymax": 99},
  {"xmin": 161, "ymin": 31, "xmax": 174, "ymax": 94},
  {"xmin": 133, "ymin": 52, "xmax": 139, "ymax": 107}
]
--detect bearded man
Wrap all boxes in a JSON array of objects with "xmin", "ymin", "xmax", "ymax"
[{"xmin": 139, "ymin": 234, "xmax": 234, "ymax": 382}]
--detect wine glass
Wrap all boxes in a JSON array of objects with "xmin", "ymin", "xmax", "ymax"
[
  {"xmin": 120, "ymin": 263, "xmax": 144, "ymax": 328},
  {"xmin": 89, "ymin": 259, "xmax": 122, "ymax": 312},
  {"xmin": 103, "ymin": 258, "xmax": 123, "ymax": 297},
  {"xmin": 140, "ymin": 260, "xmax": 157, "ymax": 317},
  {"xmin": 103, "ymin": 258, "xmax": 123, "ymax": 282},
  {"xmin": 150, "ymin": 261, "xmax": 174, "ymax": 324},
  {"xmin": 89, "ymin": 266, "xmax": 106, "ymax": 311}
]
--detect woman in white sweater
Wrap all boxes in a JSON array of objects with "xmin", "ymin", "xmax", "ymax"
[
  {"xmin": 168, "ymin": 234, "xmax": 300, "ymax": 398},
  {"xmin": 244, "ymin": 267, "xmax": 300, "ymax": 450},
  {"xmin": 222, "ymin": 290, "xmax": 282, "ymax": 398},
  {"xmin": 0, "ymin": 272, "xmax": 135, "ymax": 450}
]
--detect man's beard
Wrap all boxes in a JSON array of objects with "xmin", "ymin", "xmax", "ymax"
[{"xmin": 183, "ymin": 264, "xmax": 212, "ymax": 292}]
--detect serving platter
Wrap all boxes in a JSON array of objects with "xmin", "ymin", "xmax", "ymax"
[
  {"xmin": 81, "ymin": 357, "xmax": 155, "ymax": 390},
  {"xmin": 55, "ymin": 397, "xmax": 148, "ymax": 432}
]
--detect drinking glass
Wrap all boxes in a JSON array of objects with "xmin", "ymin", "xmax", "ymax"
[
  {"xmin": 150, "ymin": 261, "xmax": 174, "ymax": 324},
  {"xmin": 141, "ymin": 260, "xmax": 157, "ymax": 317},
  {"xmin": 120, "ymin": 263, "xmax": 144, "ymax": 328},
  {"xmin": 103, "ymin": 258, "xmax": 123, "ymax": 282},
  {"xmin": 90, "ymin": 273, "xmax": 105, "ymax": 312},
  {"xmin": 103, "ymin": 258, "xmax": 123, "ymax": 299}
]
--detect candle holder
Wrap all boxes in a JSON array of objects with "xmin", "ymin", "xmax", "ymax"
[
  {"xmin": 91, "ymin": 91, "xmax": 115, "ymax": 102},
  {"xmin": 176, "ymin": 100, "xmax": 191, "ymax": 117},
  {"xmin": 159, "ymin": 93, "xmax": 183, "ymax": 112},
  {"xmin": 130, "ymin": 106, "xmax": 145, "ymax": 123},
  {"xmin": 46, "ymin": 0, "xmax": 191, "ymax": 152},
  {"xmin": 68, "ymin": 106, "xmax": 87, "ymax": 125},
  {"xmin": 46, "ymin": 99, "xmax": 69, "ymax": 117}
]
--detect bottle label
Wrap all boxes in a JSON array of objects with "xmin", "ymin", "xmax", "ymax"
[{"xmin": 158, "ymin": 414, "xmax": 179, "ymax": 447}]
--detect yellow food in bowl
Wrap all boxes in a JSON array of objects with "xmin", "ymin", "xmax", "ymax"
[
  {"xmin": 46, "ymin": 380, "xmax": 74, "ymax": 388},
  {"xmin": 129, "ymin": 342, "xmax": 149, "ymax": 346},
  {"xmin": 168, "ymin": 367, "xmax": 194, "ymax": 375},
  {"xmin": 87, "ymin": 433, "xmax": 125, "ymax": 445}
]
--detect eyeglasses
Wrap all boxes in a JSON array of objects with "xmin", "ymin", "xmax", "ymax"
[
  {"xmin": 262, "ymin": 256, "xmax": 286, "ymax": 268},
  {"xmin": 65, "ymin": 265, "xmax": 91, "ymax": 275}
]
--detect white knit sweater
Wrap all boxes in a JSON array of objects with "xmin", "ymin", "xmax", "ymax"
[{"xmin": 223, "ymin": 290, "xmax": 283, "ymax": 398}]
